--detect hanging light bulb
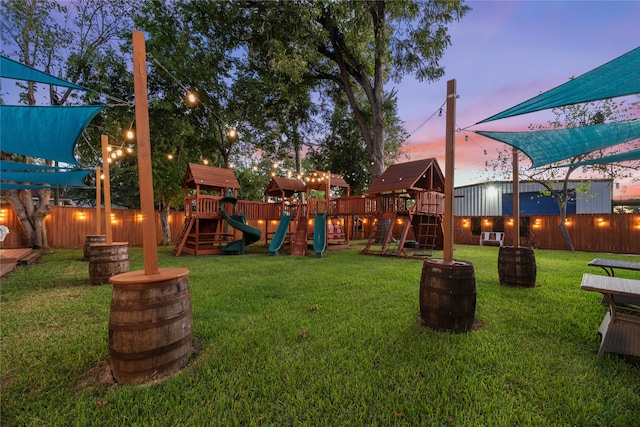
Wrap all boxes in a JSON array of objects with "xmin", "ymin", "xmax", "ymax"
[
  {"xmin": 167, "ymin": 154, "xmax": 174, "ymax": 160},
  {"xmin": 228, "ymin": 128, "xmax": 237, "ymax": 138},
  {"xmin": 465, "ymin": 135, "xmax": 469, "ymax": 142},
  {"xmin": 203, "ymin": 159, "xmax": 209, "ymax": 165},
  {"xmin": 116, "ymin": 148, "xmax": 123, "ymax": 156},
  {"xmin": 126, "ymin": 129, "xmax": 135, "ymax": 140},
  {"xmin": 438, "ymin": 109, "xmax": 443, "ymax": 117},
  {"xmin": 187, "ymin": 92, "xmax": 197, "ymax": 104},
  {"xmin": 126, "ymin": 147, "xmax": 133, "ymax": 154}
]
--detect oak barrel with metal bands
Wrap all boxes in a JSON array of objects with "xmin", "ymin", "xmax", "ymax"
[
  {"xmin": 420, "ymin": 258, "xmax": 476, "ymax": 332},
  {"xmin": 108, "ymin": 268, "xmax": 192, "ymax": 384}
]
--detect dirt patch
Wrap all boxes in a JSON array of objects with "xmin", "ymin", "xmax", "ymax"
[{"xmin": 76, "ymin": 360, "xmax": 117, "ymax": 390}]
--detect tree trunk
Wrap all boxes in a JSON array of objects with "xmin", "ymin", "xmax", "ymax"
[
  {"xmin": 159, "ymin": 207, "xmax": 171, "ymax": 246},
  {"xmin": 559, "ymin": 221, "xmax": 574, "ymax": 252},
  {"xmin": 3, "ymin": 188, "xmax": 52, "ymax": 249}
]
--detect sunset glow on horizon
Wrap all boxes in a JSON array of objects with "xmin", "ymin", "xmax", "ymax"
[{"xmin": 394, "ymin": 0, "xmax": 640, "ymax": 199}]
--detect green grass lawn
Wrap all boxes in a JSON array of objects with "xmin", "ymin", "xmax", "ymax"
[{"xmin": 1, "ymin": 243, "xmax": 639, "ymax": 426}]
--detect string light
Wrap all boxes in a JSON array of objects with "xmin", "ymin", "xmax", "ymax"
[{"xmin": 147, "ymin": 53, "xmax": 236, "ymax": 138}]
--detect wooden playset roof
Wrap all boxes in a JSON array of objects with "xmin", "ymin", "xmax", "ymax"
[
  {"xmin": 264, "ymin": 177, "xmax": 307, "ymax": 198},
  {"xmin": 182, "ymin": 163, "xmax": 240, "ymax": 191},
  {"xmin": 306, "ymin": 171, "xmax": 350, "ymax": 191},
  {"xmin": 366, "ymin": 158, "xmax": 445, "ymax": 195}
]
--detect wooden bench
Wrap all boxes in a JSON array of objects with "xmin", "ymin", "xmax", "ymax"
[
  {"xmin": 580, "ymin": 273, "xmax": 640, "ymax": 358},
  {"xmin": 479, "ymin": 232, "xmax": 504, "ymax": 247}
]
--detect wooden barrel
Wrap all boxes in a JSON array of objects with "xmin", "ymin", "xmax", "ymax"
[
  {"xmin": 83, "ymin": 235, "xmax": 106, "ymax": 260},
  {"xmin": 498, "ymin": 246, "xmax": 537, "ymax": 288},
  {"xmin": 108, "ymin": 268, "xmax": 192, "ymax": 384},
  {"xmin": 420, "ymin": 259, "xmax": 476, "ymax": 332},
  {"xmin": 88, "ymin": 242, "xmax": 129, "ymax": 285}
]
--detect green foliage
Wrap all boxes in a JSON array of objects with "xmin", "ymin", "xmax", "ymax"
[{"xmin": 1, "ymin": 244, "xmax": 639, "ymax": 426}]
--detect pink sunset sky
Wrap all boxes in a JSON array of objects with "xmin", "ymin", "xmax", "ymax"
[{"xmin": 394, "ymin": 0, "xmax": 640, "ymax": 199}]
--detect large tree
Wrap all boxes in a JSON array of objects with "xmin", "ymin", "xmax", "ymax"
[
  {"xmin": 1, "ymin": 0, "xmax": 133, "ymax": 249},
  {"xmin": 308, "ymin": 86, "xmax": 408, "ymax": 195},
  {"xmin": 1, "ymin": 0, "xmax": 70, "ymax": 249},
  {"xmin": 236, "ymin": 0, "xmax": 469, "ymax": 182}
]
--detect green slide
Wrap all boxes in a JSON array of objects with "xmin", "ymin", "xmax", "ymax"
[
  {"xmin": 313, "ymin": 212, "xmax": 327, "ymax": 258},
  {"xmin": 269, "ymin": 213, "xmax": 292, "ymax": 256},
  {"xmin": 219, "ymin": 197, "xmax": 261, "ymax": 255}
]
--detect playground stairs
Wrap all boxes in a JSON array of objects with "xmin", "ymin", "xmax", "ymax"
[
  {"xmin": 291, "ymin": 208, "xmax": 308, "ymax": 256},
  {"xmin": 174, "ymin": 217, "xmax": 231, "ymax": 256},
  {"xmin": 173, "ymin": 216, "xmax": 194, "ymax": 256}
]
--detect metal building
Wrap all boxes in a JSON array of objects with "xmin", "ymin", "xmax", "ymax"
[{"xmin": 454, "ymin": 180, "xmax": 613, "ymax": 217}]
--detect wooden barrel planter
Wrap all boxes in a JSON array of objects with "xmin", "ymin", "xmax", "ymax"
[
  {"xmin": 88, "ymin": 242, "xmax": 129, "ymax": 285},
  {"xmin": 498, "ymin": 246, "xmax": 537, "ymax": 288},
  {"xmin": 83, "ymin": 235, "xmax": 106, "ymax": 260},
  {"xmin": 108, "ymin": 268, "xmax": 192, "ymax": 384},
  {"xmin": 420, "ymin": 259, "xmax": 476, "ymax": 332}
]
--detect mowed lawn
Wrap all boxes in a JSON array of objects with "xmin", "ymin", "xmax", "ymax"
[{"xmin": 1, "ymin": 242, "xmax": 639, "ymax": 426}]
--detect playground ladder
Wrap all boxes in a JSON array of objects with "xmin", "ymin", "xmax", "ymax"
[
  {"xmin": 411, "ymin": 207, "xmax": 441, "ymax": 257},
  {"xmin": 291, "ymin": 206, "xmax": 308, "ymax": 256},
  {"xmin": 173, "ymin": 216, "xmax": 194, "ymax": 256}
]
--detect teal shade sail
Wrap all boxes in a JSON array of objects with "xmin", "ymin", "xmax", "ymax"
[
  {"xmin": 0, "ymin": 105, "xmax": 105, "ymax": 166},
  {"xmin": 0, "ymin": 160, "xmax": 91, "ymax": 171},
  {"xmin": 478, "ymin": 47, "xmax": 640, "ymax": 124},
  {"xmin": 1, "ymin": 169, "xmax": 92, "ymax": 187},
  {"xmin": 553, "ymin": 148, "xmax": 640, "ymax": 168},
  {"xmin": 476, "ymin": 119, "xmax": 640, "ymax": 167},
  {"xmin": 0, "ymin": 183, "xmax": 88, "ymax": 190},
  {"xmin": 0, "ymin": 55, "xmax": 93, "ymax": 91}
]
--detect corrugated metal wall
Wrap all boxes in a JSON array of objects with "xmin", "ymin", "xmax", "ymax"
[{"xmin": 454, "ymin": 180, "xmax": 612, "ymax": 216}]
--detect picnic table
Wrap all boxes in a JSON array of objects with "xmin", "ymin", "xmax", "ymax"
[
  {"xmin": 587, "ymin": 258, "xmax": 640, "ymax": 277},
  {"xmin": 580, "ymin": 273, "xmax": 640, "ymax": 358}
]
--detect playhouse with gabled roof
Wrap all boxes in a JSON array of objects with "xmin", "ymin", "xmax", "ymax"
[
  {"xmin": 175, "ymin": 163, "xmax": 260, "ymax": 256},
  {"xmin": 362, "ymin": 158, "xmax": 445, "ymax": 257}
]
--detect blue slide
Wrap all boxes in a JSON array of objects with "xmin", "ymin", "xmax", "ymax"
[
  {"xmin": 313, "ymin": 212, "xmax": 327, "ymax": 258},
  {"xmin": 219, "ymin": 197, "xmax": 261, "ymax": 255},
  {"xmin": 269, "ymin": 213, "xmax": 292, "ymax": 256}
]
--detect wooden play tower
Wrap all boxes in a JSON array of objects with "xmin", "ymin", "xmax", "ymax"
[
  {"xmin": 174, "ymin": 163, "xmax": 242, "ymax": 256},
  {"xmin": 361, "ymin": 158, "xmax": 445, "ymax": 258},
  {"xmin": 290, "ymin": 171, "xmax": 351, "ymax": 256}
]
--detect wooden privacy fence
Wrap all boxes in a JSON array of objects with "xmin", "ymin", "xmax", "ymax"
[
  {"xmin": 0, "ymin": 205, "xmax": 183, "ymax": 249},
  {"xmin": 454, "ymin": 214, "xmax": 640, "ymax": 254},
  {"xmin": 1, "ymin": 204, "xmax": 639, "ymax": 254}
]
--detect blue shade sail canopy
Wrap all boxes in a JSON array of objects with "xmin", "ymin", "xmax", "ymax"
[
  {"xmin": 553, "ymin": 148, "xmax": 640, "ymax": 168},
  {"xmin": 0, "ymin": 183, "xmax": 62, "ymax": 190},
  {"xmin": 477, "ymin": 47, "xmax": 640, "ymax": 124},
  {"xmin": 0, "ymin": 160, "xmax": 91, "ymax": 171},
  {"xmin": 0, "ymin": 55, "xmax": 93, "ymax": 92},
  {"xmin": 0, "ymin": 169, "xmax": 92, "ymax": 187},
  {"xmin": 0, "ymin": 105, "xmax": 105, "ymax": 166},
  {"xmin": 476, "ymin": 119, "xmax": 640, "ymax": 167}
]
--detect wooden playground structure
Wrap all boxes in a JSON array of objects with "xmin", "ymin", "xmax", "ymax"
[{"xmin": 173, "ymin": 159, "xmax": 445, "ymax": 258}]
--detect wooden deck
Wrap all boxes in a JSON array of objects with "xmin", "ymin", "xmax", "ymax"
[{"xmin": 0, "ymin": 248, "xmax": 39, "ymax": 278}]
